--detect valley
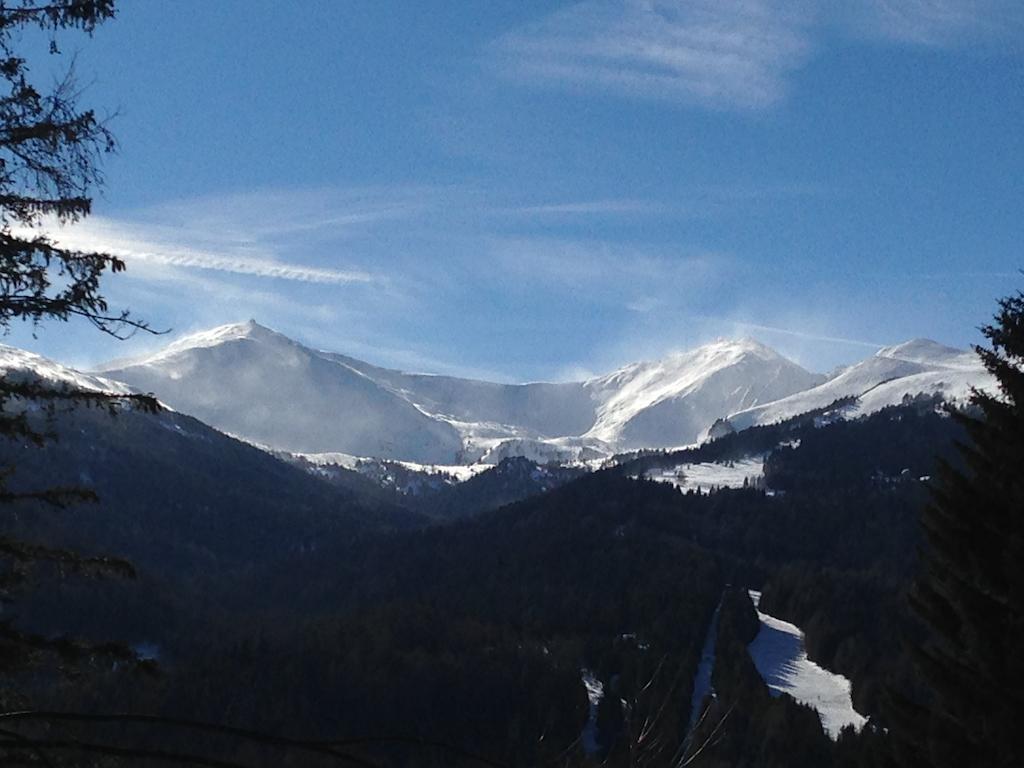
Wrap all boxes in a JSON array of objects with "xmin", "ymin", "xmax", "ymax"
[{"xmin": 0, "ymin": 329, "xmax": 979, "ymax": 766}]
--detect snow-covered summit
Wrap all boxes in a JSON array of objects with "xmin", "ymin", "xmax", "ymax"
[
  {"xmin": 876, "ymin": 338, "xmax": 980, "ymax": 371},
  {"xmin": 96, "ymin": 321, "xmax": 465, "ymax": 463},
  {"xmin": 583, "ymin": 338, "xmax": 824, "ymax": 449},
  {"xmin": 96, "ymin": 319, "xmax": 292, "ymax": 372},
  {"xmin": 70, "ymin": 320, "xmax": 996, "ymax": 464},
  {"xmin": 98, "ymin": 323, "xmax": 832, "ymax": 459},
  {"xmin": 726, "ymin": 338, "xmax": 993, "ymax": 433}
]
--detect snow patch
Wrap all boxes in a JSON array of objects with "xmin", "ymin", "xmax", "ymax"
[
  {"xmin": 580, "ymin": 669, "xmax": 604, "ymax": 755},
  {"xmin": 646, "ymin": 457, "xmax": 764, "ymax": 493},
  {"xmin": 747, "ymin": 590, "xmax": 867, "ymax": 739},
  {"xmin": 687, "ymin": 599, "xmax": 722, "ymax": 733}
]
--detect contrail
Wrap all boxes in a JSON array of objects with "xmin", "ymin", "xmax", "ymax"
[{"xmin": 117, "ymin": 247, "xmax": 372, "ymax": 285}]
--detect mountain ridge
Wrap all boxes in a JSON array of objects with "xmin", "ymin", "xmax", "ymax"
[{"xmin": 5, "ymin": 320, "xmax": 993, "ymax": 464}]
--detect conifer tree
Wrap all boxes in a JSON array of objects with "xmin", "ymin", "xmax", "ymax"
[
  {"xmin": 903, "ymin": 290, "xmax": 1024, "ymax": 767},
  {"xmin": 0, "ymin": 0, "xmax": 157, "ymax": 710}
]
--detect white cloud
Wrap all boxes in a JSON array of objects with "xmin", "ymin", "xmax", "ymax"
[
  {"xmin": 492, "ymin": 0, "xmax": 815, "ymax": 110},
  {"xmin": 482, "ymin": 236, "xmax": 730, "ymax": 294},
  {"xmin": 491, "ymin": 1, "xmax": 1021, "ymax": 110},
  {"xmin": 838, "ymin": 0, "xmax": 1024, "ymax": 46},
  {"xmin": 145, "ymin": 186, "xmax": 431, "ymax": 242},
  {"xmin": 625, "ymin": 296, "xmax": 665, "ymax": 313},
  {"xmin": 504, "ymin": 199, "xmax": 666, "ymax": 216}
]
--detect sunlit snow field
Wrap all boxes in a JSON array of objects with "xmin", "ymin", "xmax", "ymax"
[
  {"xmin": 645, "ymin": 457, "xmax": 765, "ymax": 492},
  {"xmin": 747, "ymin": 590, "xmax": 867, "ymax": 739}
]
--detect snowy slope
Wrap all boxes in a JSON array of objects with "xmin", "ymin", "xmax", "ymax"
[
  {"xmin": 726, "ymin": 339, "xmax": 993, "ymax": 433},
  {"xmin": 875, "ymin": 338, "xmax": 980, "ymax": 370},
  {"xmin": 688, "ymin": 598, "xmax": 722, "ymax": 733},
  {"xmin": 324, "ymin": 352, "xmax": 596, "ymax": 438},
  {"xmin": 0, "ymin": 345, "xmax": 133, "ymax": 395},
  {"xmin": 87, "ymin": 321, "xmax": 991, "ymax": 464},
  {"xmin": 93, "ymin": 324, "xmax": 825, "ymax": 462},
  {"xmin": 477, "ymin": 435, "xmax": 609, "ymax": 466},
  {"xmin": 747, "ymin": 590, "xmax": 866, "ymax": 739},
  {"xmin": 647, "ymin": 456, "xmax": 765, "ymax": 493},
  {"xmin": 583, "ymin": 339, "xmax": 823, "ymax": 450},
  {"xmin": 580, "ymin": 670, "xmax": 605, "ymax": 755},
  {"xmin": 97, "ymin": 321, "xmax": 464, "ymax": 463}
]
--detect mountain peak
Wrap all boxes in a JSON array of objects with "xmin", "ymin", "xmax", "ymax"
[
  {"xmin": 160, "ymin": 319, "xmax": 290, "ymax": 354},
  {"xmin": 711, "ymin": 336, "xmax": 780, "ymax": 356},
  {"xmin": 649, "ymin": 337, "xmax": 783, "ymax": 369},
  {"xmin": 94, "ymin": 320, "xmax": 295, "ymax": 373},
  {"xmin": 239, "ymin": 318, "xmax": 279, "ymax": 337},
  {"xmin": 876, "ymin": 338, "xmax": 979, "ymax": 371},
  {"xmin": 585, "ymin": 335, "xmax": 821, "ymax": 448}
]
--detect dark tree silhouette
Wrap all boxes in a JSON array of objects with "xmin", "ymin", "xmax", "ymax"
[
  {"xmin": 0, "ymin": 0, "xmax": 159, "ymax": 716},
  {"xmin": 898, "ymin": 290, "xmax": 1024, "ymax": 768},
  {"xmin": 0, "ymin": 0, "xmax": 152, "ymax": 338}
]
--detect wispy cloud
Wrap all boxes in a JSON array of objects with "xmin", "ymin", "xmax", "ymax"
[
  {"xmin": 838, "ymin": 0, "xmax": 1024, "ymax": 47},
  {"xmin": 146, "ymin": 186, "xmax": 431, "ymax": 243},
  {"xmin": 625, "ymin": 295, "xmax": 665, "ymax": 314},
  {"xmin": 482, "ymin": 236, "xmax": 730, "ymax": 293},
  {"xmin": 23, "ymin": 184, "xmax": 956, "ymax": 378},
  {"xmin": 491, "ymin": 1, "xmax": 1021, "ymax": 110},
  {"xmin": 491, "ymin": 0, "xmax": 816, "ymax": 110},
  {"xmin": 502, "ymin": 199, "xmax": 667, "ymax": 216},
  {"xmin": 494, "ymin": 184, "xmax": 828, "ymax": 220}
]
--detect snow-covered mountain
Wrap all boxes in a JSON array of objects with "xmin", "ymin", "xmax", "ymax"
[
  {"xmin": 325, "ymin": 352, "xmax": 595, "ymax": 439},
  {"xmin": 0, "ymin": 320, "xmax": 990, "ymax": 466},
  {"xmin": 724, "ymin": 338, "xmax": 994, "ymax": 433},
  {"xmin": 582, "ymin": 338, "xmax": 824, "ymax": 450},
  {"xmin": 0, "ymin": 345, "xmax": 133, "ymax": 395},
  {"xmin": 95, "ymin": 321, "xmax": 464, "ymax": 464},
  {"xmin": 95, "ymin": 323, "xmax": 827, "ymax": 461}
]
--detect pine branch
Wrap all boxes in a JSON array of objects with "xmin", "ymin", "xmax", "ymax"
[
  {"xmin": 0, "ymin": 486, "xmax": 98, "ymax": 507},
  {"xmin": 0, "ymin": 535, "xmax": 134, "ymax": 577},
  {"xmin": 0, "ymin": 378, "xmax": 160, "ymax": 414},
  {"xmin": 0, "ymin": 621, "xmax": 147, "ymax": 672}
]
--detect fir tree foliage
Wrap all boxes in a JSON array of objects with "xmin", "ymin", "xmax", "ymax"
[
  {"xmin": 0, "ymin": 0, "xmax": 155, "ymax": 338},
  {"xmin": 0, "ymin": 0, "xmax": 157, "ymax": 711},
  {"xmin": 906, "ymin": 290, "xmax": 1024, "ymax": 768}
]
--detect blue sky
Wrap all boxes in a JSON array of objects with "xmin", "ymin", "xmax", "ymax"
[{"xmin": 10, "ymin": 0, "xmax": 1024, "ymax": 381}]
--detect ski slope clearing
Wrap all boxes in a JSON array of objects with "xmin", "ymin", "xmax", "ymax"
[
  {"xmin": 646, "ymin": 457, "xmax": 764, "ymax": 492},
  {"xmin": 580, "ymin": 669, "xmax": 604, "ymax": 755},
  {"xmin": 688, "ymin": 599, "xmax": 722, "ymax": 733},
  {"xmin": 747, "ymin": 591, "xmax": 867, "ymax": 739}
]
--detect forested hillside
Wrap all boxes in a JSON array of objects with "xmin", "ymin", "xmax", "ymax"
[{"xmin": 2, "ymin": 396, "xmax": 969, "ymax": 766}]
